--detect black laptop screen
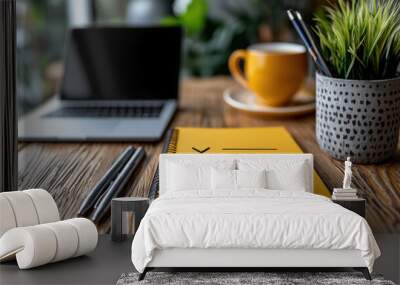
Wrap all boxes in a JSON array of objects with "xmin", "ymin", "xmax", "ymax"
[{"xmin": 60, "ymin": 26, "xmax": 182, "ymax": 100}]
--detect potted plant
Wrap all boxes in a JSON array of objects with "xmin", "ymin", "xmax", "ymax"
[{"xmin": 314, "ymin": 0, "xmax": 400, "ymax": 164}]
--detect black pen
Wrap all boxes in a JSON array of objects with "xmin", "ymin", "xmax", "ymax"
[
  {"xmin": 287, "ymin": 10, "xmax": 331, "ymax": 76},
  {"xmin": 294, "ymin": 10, "xmax": 332, "ymax": 77},
  {"xmin": 77, "ymin": 146, "xmax": 135, "ymax": 216},
  {"xmin": 90, "ymin": 147, "xmax": 145, "ymax": 222},
  {"xmin": 287, "ymin": 11, "xmax": 319, "ymax": 64}
]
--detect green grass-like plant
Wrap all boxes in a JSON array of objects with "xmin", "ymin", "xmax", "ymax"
[{"xmin": 314, "ymin": 0, "xmax": 400, "ymax": 80}]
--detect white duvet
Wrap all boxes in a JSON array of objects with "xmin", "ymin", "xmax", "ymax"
[{"xmin": 131, "ymin": 190, "xmax": 380, "ymax": 273}]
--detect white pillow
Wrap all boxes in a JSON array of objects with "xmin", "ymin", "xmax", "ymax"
[
  {"xmin": 166, "ymin": 160, "xmax": 235, "ymax": 192},
  {"xmin": 211, "ymin": 169, "xmax": 267, "ymax": 190},
  {"xmin": 167, "ymin": 163, "xmax": 210, "ymax": 191},
  {"xmin": 211, "ymin": 168, "xmax": 236, "ymax": 190},
  {"xmin": 237, "ymin": 169, "xmax": 267, "ymax": 188},
  {"xmin": 237, "ymin": 159, "xmax": 307, "ymax": 191}
]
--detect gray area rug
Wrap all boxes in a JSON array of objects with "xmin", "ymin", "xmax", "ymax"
[{"xmin": 117, "ymin": 272, "xmax": 395, "ymax": 285}]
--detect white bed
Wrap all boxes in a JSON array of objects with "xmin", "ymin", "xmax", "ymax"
[{"xmin": 131, "ymin": 154, "xmax": 380, "ymax": 280}]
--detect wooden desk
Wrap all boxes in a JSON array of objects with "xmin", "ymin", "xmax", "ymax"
[{"xmin": 18, "ymin": 77, "xmax": 400, "ymax": 233}]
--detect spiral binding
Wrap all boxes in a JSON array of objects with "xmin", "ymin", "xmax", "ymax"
[{"xmin": 167, "ymin": 129, "xmax": 178, "ymax": 153}]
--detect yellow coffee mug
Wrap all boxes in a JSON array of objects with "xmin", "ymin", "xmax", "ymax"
[{"xmin": 229, "ymin": 43, "xmax": 308, "ymax": 106}]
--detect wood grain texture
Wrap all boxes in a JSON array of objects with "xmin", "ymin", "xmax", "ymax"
[{"xmin": 18, "ymin": 77, "xmax": 400, "ymax": 233}]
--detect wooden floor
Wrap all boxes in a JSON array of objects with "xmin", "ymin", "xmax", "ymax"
[{"xmin": 18, "ymin": 77, "xmax": 400, "ymax": 233}]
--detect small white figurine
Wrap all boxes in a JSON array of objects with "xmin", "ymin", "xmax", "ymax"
[{"xmin": 343, "ymin": 157, "xmax": 352, "ymax": 189}]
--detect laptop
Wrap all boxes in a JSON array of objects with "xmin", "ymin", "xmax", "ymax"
[{"xmin": 18, "ymin": 26, "xmax": 182, "ymax": 142}]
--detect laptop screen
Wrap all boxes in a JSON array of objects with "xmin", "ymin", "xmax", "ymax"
[{"xmin": 60, "ymin": 26, "xmax": 182, "ymax": 100}]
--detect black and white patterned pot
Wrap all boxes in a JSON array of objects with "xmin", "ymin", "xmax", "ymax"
[{"xmin": 316, "ymin": 73, "xmax": 400, "ymax": 164}]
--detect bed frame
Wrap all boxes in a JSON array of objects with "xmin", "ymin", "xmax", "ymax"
[
  {"xmin": 139, "ymin": 154, "xmax": 371, "ymax": 280},
  {"xmin": 139, "ymin": 248, "xmax": 370, "ymax": 280}
]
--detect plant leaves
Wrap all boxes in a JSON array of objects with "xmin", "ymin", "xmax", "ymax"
[
  {"xmin": 180, "ymin": 0, "xmax": 208, "ymax": 36},
  {"xmin": 313, "ymin": 0, "xmax": 400, "ymax": 79}
]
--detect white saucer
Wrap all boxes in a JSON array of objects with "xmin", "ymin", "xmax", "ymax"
[{"xmin": 223, "ymin": 88, "xmax": 315, "ymax": 117}]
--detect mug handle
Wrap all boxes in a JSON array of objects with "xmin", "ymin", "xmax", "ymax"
[{"xmin": 228, "ymin": 50, "xmax": 248, "ymax": 89}]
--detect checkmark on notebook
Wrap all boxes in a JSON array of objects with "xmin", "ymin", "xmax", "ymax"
[{"xmin": 192, "ymin": 147, "xmax": 210, "ymax": 153}]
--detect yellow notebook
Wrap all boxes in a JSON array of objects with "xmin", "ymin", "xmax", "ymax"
[{"xmin": 150, "ymin": 127, "xmax": 330, "ymax": 198}]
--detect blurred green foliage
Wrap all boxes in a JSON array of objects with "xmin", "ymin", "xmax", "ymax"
[
  {"xmin": 162, "ymin": 0, "xmax": 208, "ymax": 36},
  {"xmin": 162, "ymin": 0, "xmax": 286, "ymax": 76}
]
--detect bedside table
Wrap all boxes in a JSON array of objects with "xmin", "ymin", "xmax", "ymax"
[
  {"xmin": 111, "ymin": 197, "xmax": 150, "ymax": 242},
  {"xmin": 332, "ymin": 198, "xmax": 366, "ymax": 218}
]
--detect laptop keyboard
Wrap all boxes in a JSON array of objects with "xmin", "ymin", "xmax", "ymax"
[{"xmin": 44, "ymin": 105, "xmax": 164, "ymax": 118}]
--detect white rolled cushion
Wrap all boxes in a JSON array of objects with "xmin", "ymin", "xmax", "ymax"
[
  {"xmin": 0, "ymin": 189, "xmax": 60, "ymax": 239},
  {"xmin": 42, "ymin": 221, "xmax": 79, "ymax": 262},
  {"xmin": 0, "ymin": 226, "xmax": 57, "ymax": 269},
  {"xmin": 24, "ymin": 189, "xmax": 60, "ymax": 223},
  {"xmin": 64, "ymin": 218, "xmax": 98, "ymax": 257},
  {"xmin": 0, "ymin": 218, "xmax": 97, "ymax": 269},
  {"xmin": 0, "ymin": 196, "xmax": 17, "ymax": 237},
  {"xmin": 236, "ymin": 169, "xmax": 267, "ymax": 188},
  {"xmin": 0, "ymin": 192, "xmax": 39, "ymax": 227},
  {"xmin": 238, "ymin": 159, "xmax": 307, "ymax": 191}
]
